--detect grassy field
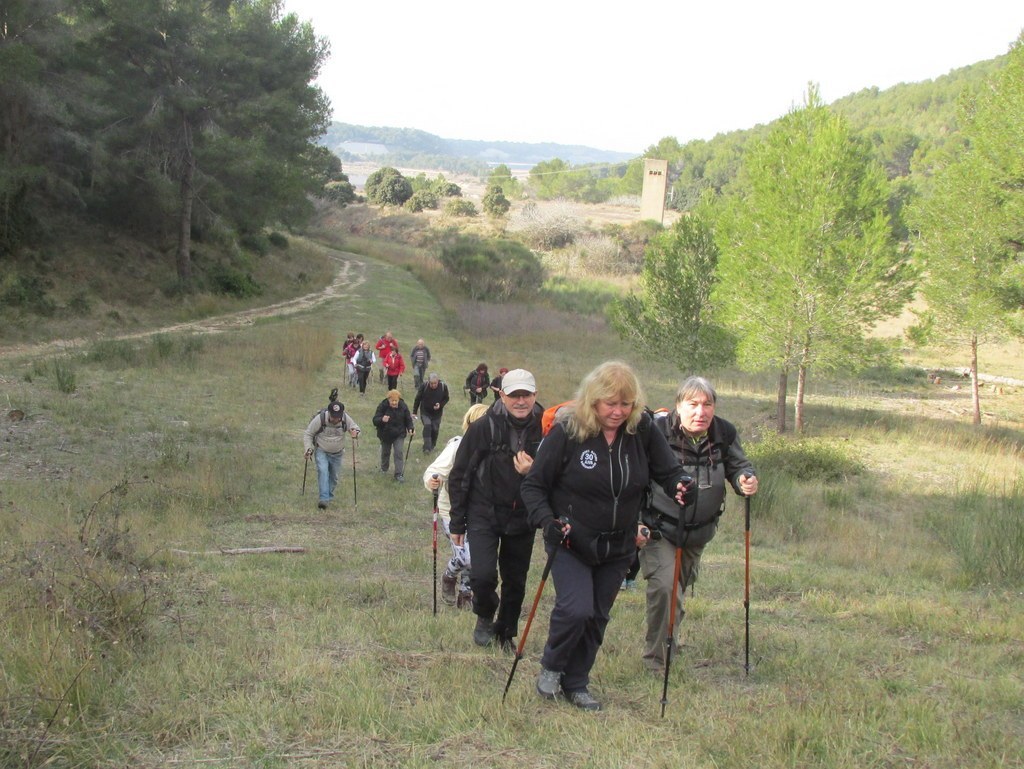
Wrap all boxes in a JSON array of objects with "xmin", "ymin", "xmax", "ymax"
[{"xmin": 2, "ymin": 235, "xmax": 1023, "ymax": 768}]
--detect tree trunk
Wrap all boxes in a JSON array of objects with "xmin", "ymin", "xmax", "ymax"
[
  {"xmin": 970, "ymin": 333, "xmax": 981, "ymax": 426},
  {"xmin": 795, "ymin": 363, "xmax": 807, "ymax": 433},
  {"xmin": 174, "ymin": 117, "xmax": 195, "ymax": 284},
  {"xmin": 776, "ymin": 369, "xmax": 788, "ymax": 433}
]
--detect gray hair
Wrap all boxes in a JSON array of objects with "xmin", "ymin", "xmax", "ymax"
[{"xmin": 675, "ymin": 376, "xmax": 717, "ymax": 405}]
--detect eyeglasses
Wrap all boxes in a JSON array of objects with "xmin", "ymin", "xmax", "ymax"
[{"xmin": 505, "ymin": 391, "xmax": 535, "ymax": 400}]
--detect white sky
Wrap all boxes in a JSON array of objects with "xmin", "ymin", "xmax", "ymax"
[{"xmin": 282, "ymin": 0, "xmax": 1023, "ymax": 155}]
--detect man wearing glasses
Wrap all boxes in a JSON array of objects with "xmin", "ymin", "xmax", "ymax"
[
  {"xmin": 638, "ymin": 376, "xmax": 758, "ymax": 674},
  {"xmin": 448, "ymin": 369, "xmax": 544, "ymax": 651}
]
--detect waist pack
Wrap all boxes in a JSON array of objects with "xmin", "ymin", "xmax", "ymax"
[{"xmin": 565, "ymin": 520, "xmax": 632, "ymax": 566}]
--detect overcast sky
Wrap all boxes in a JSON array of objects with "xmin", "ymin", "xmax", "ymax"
[{"xmin": 281, "ymin": 0, "xmax": 1023, "ymax": 154}]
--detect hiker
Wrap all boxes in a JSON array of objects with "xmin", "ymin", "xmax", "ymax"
[
  {"xmin": 376, "ymin": 331, "xmax": 398, "ymax": 385},
  {"xmin": 410, "ymin": 338, "xmax": 432, "ymax": 390},
  {"xmin": 384, "ymin": 345, "xmax": 406, "ymax": 391},
  {"xmin": 639, "ymin": 376, "xmax": 757, "ymax": 674},
  {"xmin": 372, "ymin": 389, "xmax": 414, "ymax": 482},
  {"xmin": 413, "ymin": 372, "xmax": 450, "ymax": 454},
  {"xmin": 353, "ymin": 340, "xmax": 376, "ymax": 396},
  {"xmin": 465, "ymin": 363, "xmax": 490, "ymax": 405},
  {"xmin": 490, "ymin": 367, "xmax": 509, "ymax": 402},
  {"xmin": 520, "ymin": 360, "xmax": 693, "ymax": 711},
  {"xmin": 343, "ymin": 334, "xmax": 361, "ymax": 388},
  {"xmin": 302, "ymin": 400, "xmax": 361, "ymax": 510},
  {"xmin": 448, "ymin": 368, "xmax": 544, "ymax": 650},
  {"xmin": 424, "ymin": 403, "xmax": 489, "ymax": 609}
]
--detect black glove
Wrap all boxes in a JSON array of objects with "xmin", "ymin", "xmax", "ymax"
[
  {"xmin": 677, "ymin": 474, "xmax": 696, "ymax": 505},
  {"xmin": 543, "ymin": 518, "xmax": 566, "ymax": 546}
]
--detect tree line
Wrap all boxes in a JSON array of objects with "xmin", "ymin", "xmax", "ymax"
[{"xmin": 1, "ymin": 0, "xmax": 344, "ymax": 284}]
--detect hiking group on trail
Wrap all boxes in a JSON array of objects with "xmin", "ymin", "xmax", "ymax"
[{"xmin": 301, "ymin": 335, "xmax": 758, "ymax": 712}]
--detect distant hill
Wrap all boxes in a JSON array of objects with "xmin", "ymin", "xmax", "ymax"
[{"xmin": 320, "ymin": 123, "xmax": 635, "ymax": 174}]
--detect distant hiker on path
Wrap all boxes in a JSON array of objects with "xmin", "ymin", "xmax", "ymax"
[
  {"xmin": 303, "ymin": 399, "xmax": 361, "ymax": 510},
  {"xmin": 354, "ymin": 340, "xmax": 375, "ymax": 396},
  {"xmin": 490, "ymin": 367, "xmax": 509, "ymax": 403},
  {"xmin": 373, "ymin": 389, "xmax": 415, "ymax": 482},
  {"xmin": 413, "ymin": 372, "xmax": 451, "ymax": 454},
  {"xmin": 410, "ymin": 338, "xmax": 432, "ymax": 389},
  {"xmin": 465, "ymin": 363, "xmax": 490, "ymax": 405},
  {"xmin": 376, "ymin": 331, "xmax": 398, "ymax": 385},
  {"xmin": 384, "ymin": 345, "xmax": 406, "ymax": 391},
  {"xmin": 639, "ymin": 376, "xmax": 757, "ymax": 674}
]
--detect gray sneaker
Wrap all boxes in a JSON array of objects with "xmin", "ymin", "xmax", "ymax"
[
  {"xmin": 565, "ymin": 688, "xmax": 601, "ymax": 712},
  {"xmin": 536, "ymin": 668, "xmax": 562, "ymax": 700},
  {"xmin": 473, "ymin": 616, "xmax": 495, "ymax": 647}
]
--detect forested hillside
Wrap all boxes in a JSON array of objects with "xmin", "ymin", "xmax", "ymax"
[{"xmin": 1, "ymin": 0, "xmax": 346, "ymax": 291}]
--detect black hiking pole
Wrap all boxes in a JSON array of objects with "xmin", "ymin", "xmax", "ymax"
[
  {"xmin": 302, "ymin": 453, "xmax": 309, "ymax": 495},
  {"xmin": 431, "ymin": 477, "xmax": 440, "ymax": 616},
  {"xmin": 502, "ymin": 518, "xmax": 568, "ymax": 704},
  {"xmin": 404, "ymin": 429, "xmax": 415, "ymax": 465},
  {"xmin": 351, "ymin": 436, "xmax": 358, "ymax": 509},
  {"xmin": 661, "ymin": 471, "xmax": 699, "ymax": 718},
  {"xmin": 744, "ymin": 493, "xmax": 751, "ymax": 676}
]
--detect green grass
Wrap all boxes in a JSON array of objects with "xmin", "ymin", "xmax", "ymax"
[{"xmin": 1, "ymin": 233, "xmax": 1023, "ymax": 768}]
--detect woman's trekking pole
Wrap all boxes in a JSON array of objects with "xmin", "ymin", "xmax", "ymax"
[
  {"xmin": 351, "ymin": 436, "xmax": 358, "ymax": 509},
  {"xmin": 404, "ymin": 429, "xmax": 414, "ymax": 465},
  {"xmin": 502, "ymin": 520, "xmax": 567, "ymax": 703},
  {"xmin": 744, "ymin": 493, "xmax": 751, "ymax": 676},
  {"xmin": 432, "ymin": 479, "xmax": 440, "ymax": 616},
  {"xmin": 302, "ymin": 454, "xmax": 309, "ymax": 495}
]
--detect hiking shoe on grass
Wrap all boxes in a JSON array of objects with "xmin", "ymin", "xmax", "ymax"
[
  {"xmin": 456, "ymin": 589, "xmax": 473, "ymax": 610},
  {"xmin": 440, "ymin": 571, "xmax": 458, "ymax": 606},
  {"xmin": 565, "ymin": 689, "xmax": 601, "ymax": 712},
  {"xmin": 536, "ymin": 668, "xmax": 562, "ymax": 700},
  {"xmin": 317, "ymin": 501, "xmax": 328, "ymax": 510},
  {"xmin": 473, "ymin": 616, "xmax": 495, "ymax": 647}
]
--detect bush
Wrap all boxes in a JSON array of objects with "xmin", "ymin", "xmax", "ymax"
[
  {"xmin": 508, "ymin": 200, "xmax": 582, "ymax": 249},
  {"xmin": 444, "ymin": 199, "xmax": 477, "ymax": 217},
  {"xmin": 746, "ymin": 432, "xmax": 863, "ymax": 483},
  {"xmin": 2, "ymin": 272, "xmax": 56, "ymax": 315},
  {"xmin": 438, "ymin": 235, "xmax": 544, "ymax": 301},
  {"xmin": 207, "ymin": 264, "xmax": 263, "ymax": 298},
  {"xmin": 483, "ymin": 184, "xmax": 511, "ymax": 217},
  {"xmin": 365, "ymin": 167, "xmax": 413, "ymax": 206},
  {"xmin": 239, "ymin": 231, "xmax": 271, "ymax": 255},
  {"xmin": 405, "ymin": 189, "xmax": 439, "ymax": 213},
  {"xmin": 268, "ymin": 231, "xmax": 289, "ymax": 249},
  {"xmin": 322, "ymin": 179, "xmax": 357, "ymax": 205}
]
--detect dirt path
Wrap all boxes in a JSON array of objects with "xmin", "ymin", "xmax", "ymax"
[{"xmin": 0, "ymin": 250, "xmax": 366, "ymax": 361}]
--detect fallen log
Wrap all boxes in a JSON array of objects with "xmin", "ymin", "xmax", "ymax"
[{"xmin": 170, "ymin": 546, "xmax": 306, "ymax": 556}]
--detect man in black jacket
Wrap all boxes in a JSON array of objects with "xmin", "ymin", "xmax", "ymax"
[
  {"xmin": 640, "ymin": 376, "xmax": 757, "ymax": 673},
  {"xmin": 412, "ymin": 373, "xmax": 450, "ymax": 454},
  {"xmin": 448, "ymin": 369, "xmax": 543, "ymax": 650}
]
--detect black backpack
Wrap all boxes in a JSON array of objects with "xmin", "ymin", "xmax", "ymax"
[{"xmin": 310, "ymin": 388, "xmax": 343, "ymax": 438}]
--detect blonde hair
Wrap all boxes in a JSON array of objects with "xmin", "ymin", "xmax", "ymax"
[
  {"xmin": 461, "ymin": 403, "xmax": 489, "ymax": 432},
  {"xmin": 386, "ymin": 389, "xmax": 402, "ymax": 400},
  {"xmin": 565, "ymin": 361, "xmax": 645, "ymax": 443}
]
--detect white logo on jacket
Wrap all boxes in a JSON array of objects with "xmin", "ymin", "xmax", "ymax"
[{"xmin": 580, "ymin": 449, "xmax": 598, "ymax": 469}]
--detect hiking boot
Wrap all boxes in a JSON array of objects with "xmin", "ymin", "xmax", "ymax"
[
  {"xmin": 473, "ymin": 616, "xmax": 495, "ymax": 647},
  {"xmin": 565, "ymin": 689, "xmax": 601, "ymax": 712},
  {"xmin": 440, "ymin": 571, "xmax": 458, "ymax": 606},
  {"xmin": 317, "ymin": 501, "xmax": 328, "ymax": 510},
  {"xmin": 456, "ymin": 589, "xmax": 473, "ymax": 610},
  {"xmin": 497, "ymin": 636, "xmax": 516, "ymax": 654},
  {"xmin": 536, "ymin": 668, "xmax": 562, "ymax": 700},
  {"xmin": 395, "ymin": 474, "xmax": 405, "ymax": 483}
]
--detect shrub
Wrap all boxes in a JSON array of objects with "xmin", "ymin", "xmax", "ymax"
[
  {"xmin": 483, "ymin": 184, "xmax": 511, "ymax": 217},
  {"xmin": 365, "ymin": 167, "xmax": 413, "ymax": 206},
  {"xmin": 508, "ymin": 200, "xmax": 582, "ymax": 249},
  {"xmin": 438, "ymin": 235, "xmax": 544, "ymax": 301},
  {"xmin": 2, "ymin": 272, "xmax": 56, "ymax": 315},
  {"xmin": 207, "ymin": 264, "xmax": 263, "ymax": 298},
  {"xmin": 444, "ymin": 199, "xmax": 477, "ymax": 217},
  {"xmin": 405, "ymin": 189, "xmax": 439, "ymax": 212},
  {"xmin": 430, "ymin": 178, "xmax": 461, "ymax": 197},
  {"xmin": 746, "ymin": 432, "xmax": 863, "ymax": 483},
  {"xmin": 238, "ymin": 232, "xmax": 270, "ymax": 255},
  {"xmin": 52, "ymin": 358, "xmax": 77, "ymax": 394},
  {"xmin": 322, "ymin": 179, "xmax": 357, "ymax": 206},
  {"xmin": 268, "ymin": 231, "xmax": 289, "ymax": 249}
]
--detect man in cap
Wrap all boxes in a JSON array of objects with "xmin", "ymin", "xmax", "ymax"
[
  {"xmin": 412, "ymin": 372, "xmax": 450, "ymax": 454},
  {"xmin": 448, "ymin": 369, "xmax": 544, "ymax": 650},
  {"xmin": 303, "ymin": 400, "xmax": 361, "ymax": 510}
]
